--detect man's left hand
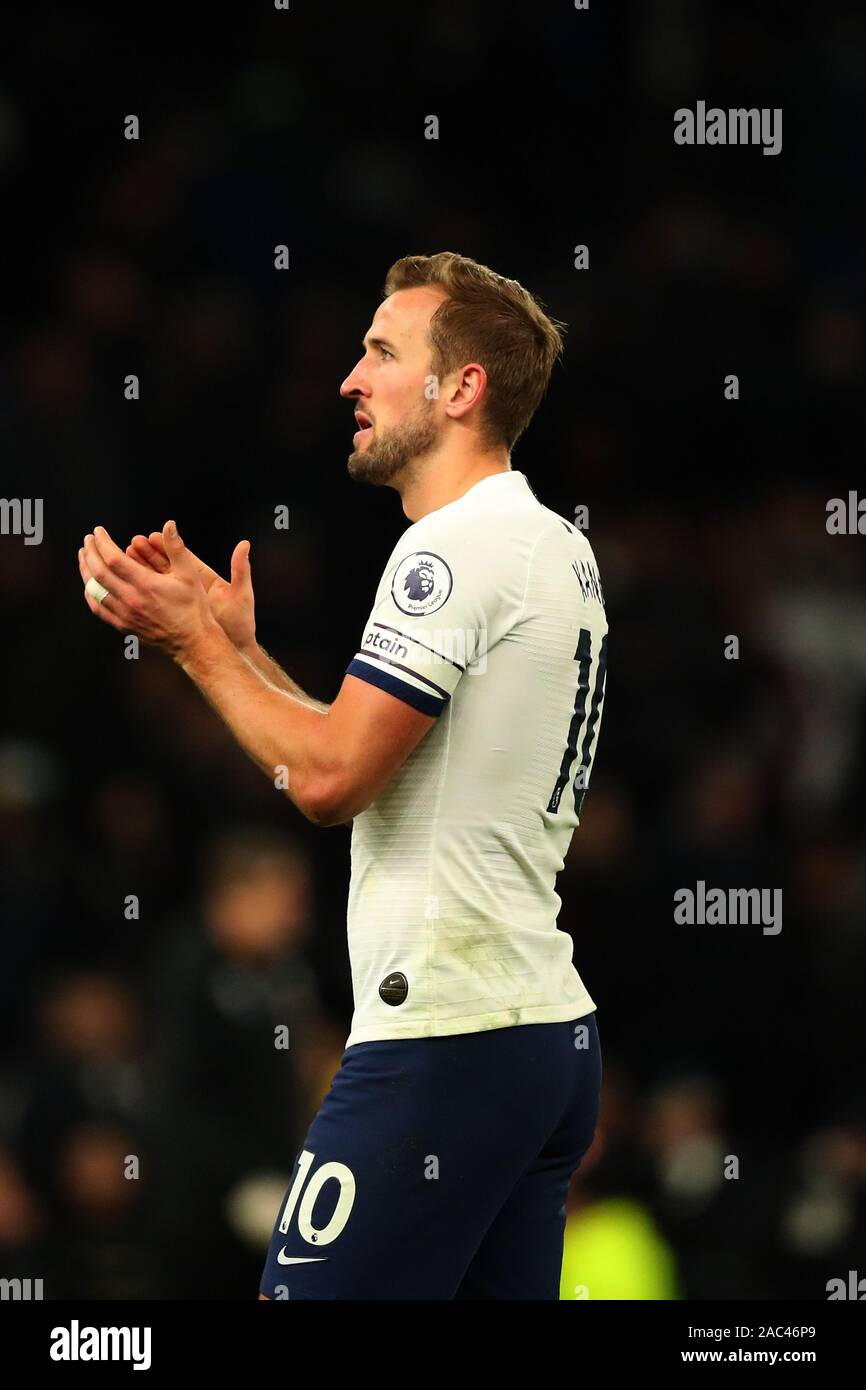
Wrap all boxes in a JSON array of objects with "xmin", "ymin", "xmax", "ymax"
[{"xmin": 79, "ymin": 521, "xmax": 217, "ymax": 660}]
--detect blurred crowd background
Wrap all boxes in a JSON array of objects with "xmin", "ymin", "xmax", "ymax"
[{"xmin": 1, "ymin": 3, "xmax": 864, "ymax": 1299}]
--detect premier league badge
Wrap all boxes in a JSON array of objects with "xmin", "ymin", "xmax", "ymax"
[{"xmin": 391, "ymin": 551, "xmax": 453, "ymax": 616}]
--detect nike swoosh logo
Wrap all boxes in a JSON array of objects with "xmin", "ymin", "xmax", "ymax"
[{"xmin": 277, "ymin": 1248, "xmax": 328, "ymax": 1265}]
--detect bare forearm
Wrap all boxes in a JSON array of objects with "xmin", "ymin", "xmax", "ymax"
[
  {"xmin": 241, "ymin": 641, "xmax": 330, "ymax": 713},
  {"xmin": 179, "ymin": 624, "xmax": 336, "ymax": 820}
]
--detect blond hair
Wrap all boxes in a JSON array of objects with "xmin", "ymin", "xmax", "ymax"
[{"xmin": 384, "ymin": 251, "xmax": 566, "ymax": 450}]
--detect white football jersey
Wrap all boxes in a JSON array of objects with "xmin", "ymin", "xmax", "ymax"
[{"xmin": 343, "ymin": 469, "xmax": 608, "ymax": 1047}]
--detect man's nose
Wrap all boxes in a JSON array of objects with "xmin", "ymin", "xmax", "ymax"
[{"xmin": 339, "ymin": 363, "xmax": 369, "ymax": 399}]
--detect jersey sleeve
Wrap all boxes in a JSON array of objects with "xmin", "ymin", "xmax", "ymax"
[{"xmin": 346, "ymin": 532, "xmax": 509, "ymax": 717}]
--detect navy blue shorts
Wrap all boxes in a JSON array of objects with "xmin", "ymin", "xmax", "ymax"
[{"xmin": 259, "ymin": 1012, "xmax": 601, "ymax": 1300}]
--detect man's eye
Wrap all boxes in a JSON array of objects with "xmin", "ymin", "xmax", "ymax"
[{"xmin": 379, "ymin": 347, "xmax": 393, "ymax": 360}]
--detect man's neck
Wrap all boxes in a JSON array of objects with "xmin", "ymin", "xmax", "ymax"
[{"xmin": 399, "ymin": 451, "xmax": 512, "ymax": 522}]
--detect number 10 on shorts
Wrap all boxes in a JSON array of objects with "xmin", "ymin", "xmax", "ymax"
[{"xmin": 278, "ymin": 1149, "xmax": 357, "ymax": 1246}]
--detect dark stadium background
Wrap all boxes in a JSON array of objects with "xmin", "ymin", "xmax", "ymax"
[{"xmin": 1, "ymin": 2, "xmax": 864, "ymax": 1299}]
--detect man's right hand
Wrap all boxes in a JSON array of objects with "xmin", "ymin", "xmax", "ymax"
[{"xmin": 126, "ymin": 533, "xmax": 257, "ymax": 655}]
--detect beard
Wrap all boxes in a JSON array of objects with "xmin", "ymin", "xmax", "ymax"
[{"xmin": 347, "ymin": 399, "xmax": 440, "ymax": 487}]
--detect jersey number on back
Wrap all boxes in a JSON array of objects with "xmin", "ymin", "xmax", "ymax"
[{"xmin": 546, "ymin": 628, "xmax": 607, "ymax": 816}]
